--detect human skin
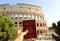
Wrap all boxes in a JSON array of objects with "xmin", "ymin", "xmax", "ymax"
[{"xmin": 14, "ymin": 28, "xmax": 28, "ymax": 41}]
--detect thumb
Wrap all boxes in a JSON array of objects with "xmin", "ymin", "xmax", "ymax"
[{"xmin": 22, "ymin": 30, "xmax": 28, "ymax": 35}]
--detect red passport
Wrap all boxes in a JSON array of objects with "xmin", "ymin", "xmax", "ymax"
[{"xmin": 23, "ymin": 20, "xmax": 37, "ymax": 39}]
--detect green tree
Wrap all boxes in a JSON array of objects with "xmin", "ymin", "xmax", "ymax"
[
  {"xmin": 52, "ymin": 21, "xmax": 60, "ymax": 41},
  {"xmin": 0, "ymin": 13, "xmax": 16, "ymax": 41}
]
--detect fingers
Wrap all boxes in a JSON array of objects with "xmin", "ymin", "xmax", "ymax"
[
  {"xmin": 22, "ymin": 30, "xmax": 28, "ymax": 35},
  {"xmin": 17, "ymin": 27, "xmax": 23, "ymax": 34},
  {"xmin": 16, "ymin": 27, "xmax": 28, "ymax": 36}
]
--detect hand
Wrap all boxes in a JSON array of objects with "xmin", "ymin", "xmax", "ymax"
[{"xmin": 14, "ymin": 28, "xmax": 28, "ymax": 41}]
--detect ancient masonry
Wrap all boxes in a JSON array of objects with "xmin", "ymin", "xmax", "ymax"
[{"xmin": 0, "ymin": 3, "xmax": 49, "ymax": 40}]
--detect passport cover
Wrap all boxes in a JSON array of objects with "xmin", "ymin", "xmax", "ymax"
[{"xmin": 23, "ymin": 20, "xmax": 37, "ymax": 39}]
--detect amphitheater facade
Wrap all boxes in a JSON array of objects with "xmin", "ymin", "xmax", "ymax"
[{"xmin": 0, "ymin": 3, "xmax": 50, "ymax": 41}]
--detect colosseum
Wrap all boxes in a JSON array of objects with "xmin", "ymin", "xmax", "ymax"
[{"xmin": 0, "ymin": 3, "xmax": 50, "ymax": 41}]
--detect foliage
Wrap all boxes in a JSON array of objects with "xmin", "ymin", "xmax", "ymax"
[
  {"xmin": 0, "ymin": 13, "xmax": 16, "ymax": 41},
  {"xmin": 49, "ymin": 27, "xmax": 54, "ymax": 30},
  {"xmin": 52, "ymin": 21, "xmax": 60, "ymax": 41}
]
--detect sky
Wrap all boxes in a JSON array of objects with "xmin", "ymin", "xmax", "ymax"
[{"xmin": 0, "ymin": 0, "xmax": 60, "ymax": 27}]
